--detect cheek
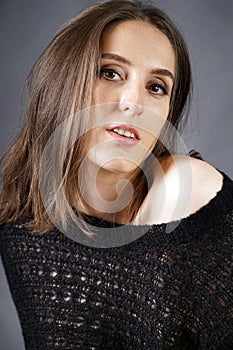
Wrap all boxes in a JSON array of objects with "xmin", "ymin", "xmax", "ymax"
[
  {"xmin": 92, "ymin": 86, "xmax": 100, "ymax": 105},
  {"xmin": 87, "ymin": 128, "xmax": 108, "ymax": 151},
  {"xmin": 93, "ymin": 81, "xmax": 121, "ymax": 106},
  {"xmin": 147, "ymin": 97, "xmax": 171, "ymax": 129},
  {"xmin": 159, "ymin": 97, "xmax": 170, "ymax": 120},
  {"xmin": 141, "ymin": 131, "xmax": 156, "ymax": 151},
  {"xmin": 92, "ymin": 83, "xmax": 110, "ymax": 105},
  {"xmin": 148, "ymin": 136, "xmax": 157, "ymax": 152}
]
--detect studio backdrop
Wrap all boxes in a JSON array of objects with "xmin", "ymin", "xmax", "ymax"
[{"xmin": 0, "ymin": 1, "xmax": 232, "ymax": 349}]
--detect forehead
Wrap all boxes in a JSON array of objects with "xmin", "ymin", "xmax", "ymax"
[{"xmin": 101, "ymin": 20, "xmax": 175, "ymax": 74}]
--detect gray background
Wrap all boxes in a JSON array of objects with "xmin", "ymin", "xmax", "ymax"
[{"xmin": 0, "ymin": 0, "xmax": 232, "ymax": 349}]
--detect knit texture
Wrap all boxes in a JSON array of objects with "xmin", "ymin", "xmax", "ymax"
[{"xmin": 0, "ymin": 171, "xmax": 233, "ymax": 350}]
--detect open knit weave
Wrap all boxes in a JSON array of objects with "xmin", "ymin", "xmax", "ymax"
[{"xmin": 0, "ymin": 170, "xmax": 233, "ymax": 350}]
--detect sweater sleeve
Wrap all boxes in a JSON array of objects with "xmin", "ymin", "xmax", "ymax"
[{"xmin": 183, "ymin": 206, "xmax": 233, "ymax": 349}]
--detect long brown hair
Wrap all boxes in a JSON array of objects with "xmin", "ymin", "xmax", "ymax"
[{"xmin": 0, "ymin": 0, "xmax": 192, "ymax": 232}]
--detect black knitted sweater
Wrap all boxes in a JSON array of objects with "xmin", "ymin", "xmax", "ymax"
[{"xmin": 0, "ymin": 171, "xmax": 233, "ymax": 350}]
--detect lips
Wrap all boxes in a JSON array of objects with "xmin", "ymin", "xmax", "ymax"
[
  {"xmin": 106, "ymin": 124, "xmax": 140, "ymax": 146},
  {"xmin": 107, "ymin": 124, "xmax": 140, "ymax": 140}
]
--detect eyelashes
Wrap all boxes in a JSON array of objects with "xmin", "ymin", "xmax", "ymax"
[
  {"xmin": 98, "ymin": 68, "xmax": 122, "ymax": 81},
  {"xmin": 146, "ymin": 83, "xmax": 168, "ymax": 96},
  {"xmin": 98, "ymin": 67, "xmax": 169, "ymax": 96}
]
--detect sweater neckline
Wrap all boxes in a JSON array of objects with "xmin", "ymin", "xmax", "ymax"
[
  {"xmin": 82, "ymin": 170, "xmax": 232, "ymax": 229},
  {"xmin": 64, "ymin": 170, "xmax": 232, "ymax": 247},
  {"xmin": 8, "ymin": 170, "xmax": 233, "ymax": 249}
]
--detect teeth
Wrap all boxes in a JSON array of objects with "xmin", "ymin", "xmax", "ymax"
[
  {"xmin": 118, "ymin": 128, "xmax": 125, "ymax": 135},
  {"xmin": 124, "ymin": 130, "xmax": 131, "ymax": 137},
  {"xmin": 112, "ymin": 128, "xmax": 136, "ymax": 139}
]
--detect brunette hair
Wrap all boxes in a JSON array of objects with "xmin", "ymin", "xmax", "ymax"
[{"xmin": 0, "ymin": 0, "xmax": 192, "ymax": 232}]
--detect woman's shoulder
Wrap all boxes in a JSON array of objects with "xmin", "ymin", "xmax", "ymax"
[
  {"xmin": 135, "ymin": 152, "xmax": 232, "ymax": 225},
  {"xmin": 170, "ymin": 153, "xmax": 223, "ymax": 198},
  {"xmin": 161, "ymin": 153, "xmax": 225, "ymax": 216}
]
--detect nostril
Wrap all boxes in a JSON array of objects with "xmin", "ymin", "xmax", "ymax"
[
  {"xmin": 120, "ymin": 102, "xmax": 131, "ymax": 112},
  {"xmin": 119, "ymin": 102, "xmax": 143, "ymax": 116},
  {"xmin": 123, "ymin": 105, "xmax": 130, "ymax": 112}
]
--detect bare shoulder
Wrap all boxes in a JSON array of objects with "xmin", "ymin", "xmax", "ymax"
[
  {"xmin": 161, "ymin": 154, "xmax": 224, "ymax": 211},
  {"xmin": 173, "ymin": 154, "xmax": 223, "ymax": 190},
  {"xmin": 134, "ymin": 154, "xmax": 224, "ymax": 224}
]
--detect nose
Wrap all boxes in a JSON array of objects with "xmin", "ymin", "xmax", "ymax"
[{"xmin": 119, "ymin": 82, "xmax": 144, "ymax": 116}]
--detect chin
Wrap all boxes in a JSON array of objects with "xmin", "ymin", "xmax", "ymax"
[
  {"xmin": 99, "ymin": 159, "xmax": 137, "ymax": 175},
  {"xmin": 86, "ymin": 149, "xmax": 144, "ymax": 176}
]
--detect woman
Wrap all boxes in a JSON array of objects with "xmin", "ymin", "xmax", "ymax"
[{"xmin": 0, "ymin": 0, "xmax": 232, "ymax": 349}]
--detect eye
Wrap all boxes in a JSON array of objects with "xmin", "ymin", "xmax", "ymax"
[
  {"xmin": 146, "ymin": 82, "xmax": 168, "ymax": 96},
  {"xmin": 99, "ymin": 68, "xmax": 122, "ymax": 81}
]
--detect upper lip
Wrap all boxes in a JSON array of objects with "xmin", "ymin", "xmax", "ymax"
[{"xmin": 107, "ymin": 124, "xmax": 140, "ymax": 140}]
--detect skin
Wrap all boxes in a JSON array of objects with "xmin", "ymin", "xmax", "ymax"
[
  {"xmin": 134, "ymin": 154, "xmax": 223, "ymax": 224},
  {"xmin": 82, "ymin": 20, "xmax": 174, "ymax": 218},
  {"xmin": 89, "ymin": 20, "xmax": 175, "ymax": 175},
  {"xmin": 80, "ymin": 20, "xmax": 223, "ymax": 224}
]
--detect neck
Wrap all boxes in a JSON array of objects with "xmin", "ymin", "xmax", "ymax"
[{"xmin": 76, "ymin": 161, "xmax": 135, "ymax": 223}]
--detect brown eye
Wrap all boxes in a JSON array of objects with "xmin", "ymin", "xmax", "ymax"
[
  {"xmin": 99, "ymin": 68, "xmax": 121, "ymax": 81},
  {"xmin": 147, "ymin": 83, "xmax": 168, "ymax": 96}
]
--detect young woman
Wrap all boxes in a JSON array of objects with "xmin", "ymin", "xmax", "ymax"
[{"xmin": 0, "ymin": 0, "xmax": 232, "ymax": 349}]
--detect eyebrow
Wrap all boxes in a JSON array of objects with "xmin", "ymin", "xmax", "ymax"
[
  {"xmin": 101, "ymin": 53, "xmax": 131, "ymax": 65},
  {"xmin": 101, "ymin": 52, "xmax": 174, "ymax": 82}
]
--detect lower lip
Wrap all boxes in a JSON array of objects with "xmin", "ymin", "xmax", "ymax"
[{"xmin": 107, "ymin": 130, "xmax": 139, "ymax": 146}]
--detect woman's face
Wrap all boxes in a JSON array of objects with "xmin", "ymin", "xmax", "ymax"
[{"xmin": 87, "ymin": 20, "xmax": 175, "ymax": 175}]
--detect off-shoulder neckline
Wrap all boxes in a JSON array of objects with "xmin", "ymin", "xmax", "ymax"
[{"xmin": 81, "ymin": 170, "xmax": 232, "ymax": 229}]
